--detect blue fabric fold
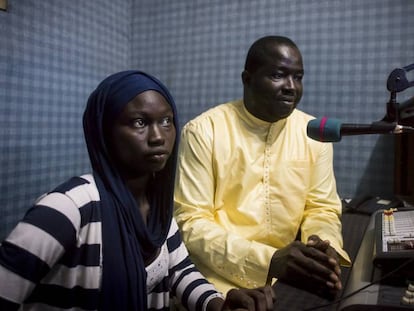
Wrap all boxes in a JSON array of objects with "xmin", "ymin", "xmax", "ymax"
[{"xmin": 82, "ymin": 70, "xmax": 179, "ymax": 310}]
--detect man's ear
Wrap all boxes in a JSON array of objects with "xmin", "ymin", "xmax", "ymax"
[{"xmin": 241, "ymin": 70, "xmax": 250, "ymax": 86}]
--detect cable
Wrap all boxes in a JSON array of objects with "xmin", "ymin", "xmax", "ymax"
[{"xmin": 303, "ymin": 257, "xmax": 414, "ymax": 311}]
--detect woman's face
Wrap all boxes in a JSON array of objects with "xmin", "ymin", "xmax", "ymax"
[{"xmin": 108, "ymin": 90, "xmax": 176, "ymax": 178}]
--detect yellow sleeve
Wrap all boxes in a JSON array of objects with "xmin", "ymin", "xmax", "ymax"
[
  {"xmin": 301, "ymin": 142, "xmax": 351, "ymax": 266},
  {"xmin": 174, "ymin": 121, "xmax": 276, "ymax": 291}
]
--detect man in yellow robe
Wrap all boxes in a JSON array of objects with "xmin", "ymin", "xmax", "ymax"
[{"xmin": 174, "ymin": 35, "xmax": 350, "ymax": 298}]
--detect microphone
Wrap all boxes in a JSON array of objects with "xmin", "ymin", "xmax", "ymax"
[{"xmin": 306, "ymin": 117, "xmax": 414, "ymax": 142}]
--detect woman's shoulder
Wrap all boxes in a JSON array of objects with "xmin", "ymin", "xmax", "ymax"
[
  {"xmin": 32, "ymin": 174, "xmax": 101, "ymax": 227},
  {"xmin": 44, "ymin": 174, "xmax": 100, "ymax": 205}
]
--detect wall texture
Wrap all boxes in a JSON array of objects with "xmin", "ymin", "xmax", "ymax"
[
  {"xmin": 0, "ymin": 0, "xmax": 413, "ymax": 239},
  {"xmin": 0, "ymin": 0, "xmax": 132, "ymax": 239},
  {"xmin": 131, "ymin": 0, "xmax": 414, "ymax": 200}
]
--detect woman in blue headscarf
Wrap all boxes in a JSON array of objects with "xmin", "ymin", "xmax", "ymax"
[{"xmin": 0, "ymin": 70, "xmax": 275, "ymax": 311}]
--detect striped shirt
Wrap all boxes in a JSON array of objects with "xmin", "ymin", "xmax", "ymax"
[{"xmin": 0, "ymin": 174, "xmax": 223, "ymax": 311}]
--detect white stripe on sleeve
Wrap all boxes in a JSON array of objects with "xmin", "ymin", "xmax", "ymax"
[
  {"xmin": 6, "ymin": 222, "xmax": 64, "ymax": 266},
  {"xmin": 0, "ymin": 264, "xmax": 35, "ymax": 303}
]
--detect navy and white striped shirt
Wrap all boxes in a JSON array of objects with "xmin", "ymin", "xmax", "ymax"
[{"xmin": 0, "ymin": 174, "xmax": 222, "ymax": 311}]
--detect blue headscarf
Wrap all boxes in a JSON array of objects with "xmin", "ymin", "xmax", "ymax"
[{"xmin": 83, "ymin": 70, "xmax": 179, "ymax": 310}]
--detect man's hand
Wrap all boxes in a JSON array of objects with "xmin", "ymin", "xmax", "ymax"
[
  {"xmin": 306, "ymin": 235, "xmax": 341, "ymax": 290},
  {"xmin": 267, "ymin": 235, "xmax": 341, "ymax": 299},
  {"xmin": 207, "ymin": 286, "xmax": 276, "ymax": 311}
]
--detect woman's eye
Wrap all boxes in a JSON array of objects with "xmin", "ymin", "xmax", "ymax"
[
  {"xmin": 133, "ymin": 118, "xmax": 146, "ymax": 128},
  {"xmin": 160, "ymin": 117, "xmax": 172, "ymax": 127}
]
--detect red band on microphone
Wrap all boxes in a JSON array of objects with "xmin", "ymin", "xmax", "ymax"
[{"xmin": 319, "ymin": 116, "xmax": 328, "ymax": 141}]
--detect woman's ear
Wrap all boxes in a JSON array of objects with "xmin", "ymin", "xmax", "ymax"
[{"xmin": 241, "ymin": 70, "xmax": 250, "ymax": 86}]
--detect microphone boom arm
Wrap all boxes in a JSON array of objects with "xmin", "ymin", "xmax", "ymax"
[{"xmin": 340, "ymin": 121, "xmax": 407, "ymax": 136}]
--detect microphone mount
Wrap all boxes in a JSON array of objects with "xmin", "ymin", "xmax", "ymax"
[
  {"xmin": 306, "ymin": 64, "xmax": 414, "ymax": 143},
  {"xmin": 387, "ymin": 63, "xmax": 414, "ymax": 93},
  {"xmin": 384, "ymin": 63, "xmax": 414, "ymax": 124}
]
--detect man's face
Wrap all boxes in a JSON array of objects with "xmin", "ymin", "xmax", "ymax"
[{"xmin": 243, "ymin": 44, "xmax": 304, "ymax": 123}]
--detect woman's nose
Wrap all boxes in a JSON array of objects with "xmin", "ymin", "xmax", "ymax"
[{"xmin": 148, "ymin": 124, "xmax": 164, "ymax": 145}]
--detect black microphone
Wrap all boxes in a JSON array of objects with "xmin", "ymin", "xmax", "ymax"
[{"xmin": 306, "ymin": 117, "xmax": 414, "ymax": 142}]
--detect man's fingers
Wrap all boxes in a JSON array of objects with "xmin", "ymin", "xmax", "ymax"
[
  {"xmin": 302, "ymin": 243, "xmax": 340, "ymax": 275},
  {"xmin": 302, "ymin": 243, "xmax": 332, "ymax": 265},
  {"xmin": 289, "ymin": 252, "xmax": 341, "ymax": 288},
  {"xmin": 264, "ymin": 286, "xmax": 276, "ymax": 310},
  {"xmin": 307, "ymin": 235, "xmax": 330, "ymax": 251},
  {"xmin": 306, "ymin": 235, "xmax": 321, "ymax": 244},
  {"xmin": 307, "ymin": 236, "xmax": 341, "ymax": 273},
  {"xmin": 225, "ymin": 286, "xmax": 276, "ymax": 311}
]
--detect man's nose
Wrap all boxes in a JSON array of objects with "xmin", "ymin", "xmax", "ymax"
[{"xmin": 284, "ymin": 76, "xmax": 295, "ymax": 89}]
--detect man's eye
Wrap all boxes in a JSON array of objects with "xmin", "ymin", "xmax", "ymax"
[
  {"xmin": 294, "ymin": 74, "xmax": 303, "ymax": 81},
  {"xmin": 160, "ymin": 117, "xmax": 173, "ymax": 127},
  {"xmin": 271, "ymin": 72, "xmax": 284, "ymax": 79},
  {"xmin": 133, "ymin": 119, "xmax": 146, "ymax": 128}
]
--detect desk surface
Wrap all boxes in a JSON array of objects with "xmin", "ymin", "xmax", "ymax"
[
  {"xmin": 338, "ymin": 210, "xmax": 413, "ymax": 311},
  {"xmin": 273, "ymin": 212, "xmax": 371, "ymax": 311},
  {"xmin": 273, "ymin": 210, "xmax": 414, "ymax": 311}
]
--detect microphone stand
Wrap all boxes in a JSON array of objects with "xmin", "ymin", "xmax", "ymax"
[
  {"xmin": 386, "ymin": 63, "xmax": 414, "ymax": 207},
  {"xmin": 383, "ymin": 63, "xmax": 414, "ymax": 124}
]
